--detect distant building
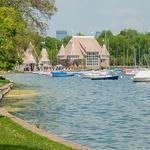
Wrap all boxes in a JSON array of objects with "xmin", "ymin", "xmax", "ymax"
[
  {"xmin": 16, "ymin": 43, "xmax": 51, "ymax": 72},
  {"xmin": 95, "ymin": 32, "xmax": 101, "ymax": 38},
  {"xmin": 56, "ymin": 30, "xmax": 68, "ymax": 40},
  {"xmin": 57, "ymin": 36, "xmax": 109, "ymax": 69}
]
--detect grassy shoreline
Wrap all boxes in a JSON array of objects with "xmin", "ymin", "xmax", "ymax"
[
  {"xmin": 0, "ymin": 79, "xmax": 10, "ymax": 87},
  {"xmin": 0, "ymin": 115, "xmax": 74, "ymax": 150}
]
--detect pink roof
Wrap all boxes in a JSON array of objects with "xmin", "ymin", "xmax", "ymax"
[
  {"xmin": 23, "ymin": 42, "xmax": 37, "ymax": 64},
  {"xmin": 57, "ymin": 36, "xmax": 109, "ymax": 60},
  {"xmin": 57, "ymin": 44, "xmax": 67, "ymax": 59},
  {"xmin": 23, "ymin": 52, "xmax": 37, "ymax": 64},
  {"xmin": 39, "ymin": 48, "xmax": 50, "ymax": 63},
  {"xmin": 65, "ymin": 36, "xmax": 103, "ymax": 59}
]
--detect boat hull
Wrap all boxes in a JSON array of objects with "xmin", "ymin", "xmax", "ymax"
[
  {"xmin": 133, "ymin": 78, "xmax": 150, "ymax": 82},
  {"xmin": 133, "ymin": 70, "xmax": 150, "ymax": 82},
  {"xmin": 51, "ymin": 72, "xmax": 74, "ymax": 77},
  {"xmin": 91, "ymin": 75, "xmax": 119, "ymax": 80}
]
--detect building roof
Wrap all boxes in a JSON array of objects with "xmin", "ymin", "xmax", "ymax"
[
  {"xmin": 27, "ymin": 42, "xmax": 38, "ymax": 60},
  {"xmin": 39, "ymin": 48, "xmax": 50, "ymax": 63},
  {"xmin": 65, "ymin": 37, "xmax": 85, "ymax": 59},
  {"xmin": 23, "ymin": 42, "xmax": 37, "ymax": 64},
  {"xmin": 57, "ymin": 44, "xmax": 67, "ymax": 59},
  {"xmin": 57, "ymin": 36, "xmax": 109, "ymax": 60},
  {"xmin": 73, "ymin": 36, "xmax": 102, "ymax": 53},
  {"xmin": 23, "ymin": 52, "xmax": 37, "ymax": 64}
]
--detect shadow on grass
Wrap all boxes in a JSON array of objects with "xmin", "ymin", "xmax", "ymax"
[
  {"xmin": 0, "ymin": 144, "xmax": 45, "ymax": 150},
  {"xmin": 0, "ymin": 116, "xmax": 4, "ymax": 119}
]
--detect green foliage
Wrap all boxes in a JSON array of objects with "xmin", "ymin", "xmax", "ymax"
[
  {"xmin": 44, "ymin": 37, "xmax": 61, "ymax": 65},
  {"xmin": 0, "ymin": 7, "xmax": 26, "ymax": 70},
  {"xmin": 97, "ymin": 29, "xmax": 150, "ymax": 66},
  {"xmin": 0, "ymin": 79, "xmax": 9, "ymax": 87},
  {"xmin": 0, "ymin": 116, "xmax": 74, "ymax": 150},
  {"xmin": 17, "ymin": 57, "xmax": 23, "ymax": 65},
  {"xmin": 0, "ymin": 0, "xmax": 57, "ymax": 33},
  {"xmin": 76, "ymin": 32, "xmax": 84, "ymax": 36},
  {"xmin": 0, "ymin": 0, "xmax": 57, "ymax": 70},
  {"xmin": 63, "ymin": 35, "xmax": 72, "ymax": 46}
]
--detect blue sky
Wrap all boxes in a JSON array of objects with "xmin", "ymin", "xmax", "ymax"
[{"xmin": 48, "ymin": 0, "xmax": 150, "ymax": 37}]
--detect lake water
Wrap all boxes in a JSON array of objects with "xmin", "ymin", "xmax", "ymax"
[{"xmin": 2, "ymin": 74, "xmax": 150, "ymax": 150}]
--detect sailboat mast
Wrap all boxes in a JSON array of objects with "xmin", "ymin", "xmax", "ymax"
[
  {"xmin": 105, "ymin": 31, "xmax": 107, "ymax": 48},
  {"xmin": 134, "ymin": 48, "xmax": 137, "ymax": 68},
  {"xmin": 139, "ymin": 42, "xmax": 141, "ymax": 66}
]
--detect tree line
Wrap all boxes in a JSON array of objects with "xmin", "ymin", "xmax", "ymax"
[{"xmin": 97, "ymin": 29, "xmax": 150, "ymax": 67}]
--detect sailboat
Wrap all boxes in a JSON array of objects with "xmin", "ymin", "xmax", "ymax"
[
  {"xmin": 133, "ymin": 70, "xmax": 150, "ymax": 82},
  {"xmin": 124, "ymin": 48, "xmax": 138, "ymax": 76},
  {"xmin": 133, "ymin": 47, "xmax": 150, "ymax": 82},
  {"xmin": 81, "ymin": 70, "xmax": 119, "ymax": 80}
]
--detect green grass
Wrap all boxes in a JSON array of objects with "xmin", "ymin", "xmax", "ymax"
[
  {"xmin": 0, "ymin": 116, "xmax": 74, "ymax": 150},
  {"xmin": 0, "ymin": 80, "xmax": 9, "ymax": 87}
]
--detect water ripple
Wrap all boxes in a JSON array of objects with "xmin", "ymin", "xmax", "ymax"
[{"xmin": 4, "ymin": 74, "xmax": 150, "ymax": 150}]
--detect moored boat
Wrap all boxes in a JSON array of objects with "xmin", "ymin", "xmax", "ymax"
[
  {"xmin": 51, "ymin": 71, "xmax": 74, "ymax": 77},
  {"xmin": 133, "ymin": 70, "xmax": 150, "ymax": 82},
  {"xmin": 81, "ymin": 70, "xmax": 109, "ymax": 79},
  {"xmin": 32, "ymin": 71, "xmax": 52, "ymax": 76},
  {"xmin": 91, "ymin": 75, "xmax": 119, "ymax": 80},
  {"xmin": 81, "ymin": 70, "xmax": 119, "ymax": 80},
  {"xmin": 124, "ymin": 69, "xmax": 138, "ymax": 76}
]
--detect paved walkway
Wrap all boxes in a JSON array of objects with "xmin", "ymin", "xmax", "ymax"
[{"xmin": 0, "ymin": 108, "xmax": 92, "ymax": 150}]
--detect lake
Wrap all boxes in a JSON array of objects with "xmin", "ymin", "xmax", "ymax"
[{"xmin": 2, "ymin": 73, "xmax": 150, "ymax": 150}]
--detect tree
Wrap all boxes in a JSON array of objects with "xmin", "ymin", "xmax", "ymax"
[
  {"xmin": 0, "ymin": 6, "xmax": 26, "ymax": 70},
  {"xmin": 97, "ymin": 29, "xmax": 150, "ymax": 66},
  {"xmin": 0, "ymin": 0, "xmax": 57, "ymax": 34},
  {"xmin": 62, "ymin": 36, "xmax": 72, "ymax": 46},
  {"xmin": 76, "ymin": 32, "xmax": 84, "ymax": 36},
  {"xmin": 44, "ymin": 37, "xmax": 61, "ymax": 65},
  {"xmin": 98, "ymin": 30, "xmax": 113, "ymax": 38}
]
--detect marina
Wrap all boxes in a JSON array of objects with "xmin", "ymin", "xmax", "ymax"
[{"xmin": 2, "ymin": 73, "xmax": 150, "ymax": 150}]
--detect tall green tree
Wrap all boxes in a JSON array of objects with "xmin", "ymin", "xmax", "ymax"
[
  {"xmin": 44, "ymin": 37, "xmax": 61, "ymax": 65},
  {"xmin": 0, "ymin": 6, "xmax": 26, "ymax": 70}
]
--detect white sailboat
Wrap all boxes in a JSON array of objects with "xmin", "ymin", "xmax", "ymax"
[
  {"xmin": 81, "ymin": 70, "xmax": 119, "ymax": 80},
  {"xmin": 133, "ymin": 70, "xmax": 150, "ymax": 82},
  {"xmin": 133, "ymin": 46, "xmax": 150, "ymax": 82}
]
